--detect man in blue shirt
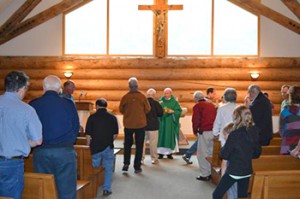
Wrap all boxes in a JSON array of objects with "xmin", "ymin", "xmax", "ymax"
[
  {"xmin": 30, "ymin": 75, "xmax": 79, "ymax": 199},
  {"xmin": 0, "ymin": 71, "xmax": 42, "ymax": 199}
]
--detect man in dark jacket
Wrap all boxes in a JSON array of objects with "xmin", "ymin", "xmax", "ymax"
[
  {"xmin": 142, "ymin": 88, "xmax": 163, "ymax": 164},
  {"xmin": 85, "ymin": 98, "xmax": 118, "ymax": 196},
  {"xmin": 248, "ymin": 84, "xmax": 273, "ymax": 145}
]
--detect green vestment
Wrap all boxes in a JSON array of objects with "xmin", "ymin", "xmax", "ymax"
[{"xmin": 157, "ymin": 96, "xmax": 182, "ymax": 150}]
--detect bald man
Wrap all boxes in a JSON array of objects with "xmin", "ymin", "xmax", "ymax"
[{"xmin": 30, "ymin": 75, "xmax": 80, "ymax": 199}]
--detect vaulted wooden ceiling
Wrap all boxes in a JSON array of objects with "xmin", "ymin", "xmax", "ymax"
[{"xmin": 0, "ymin": 0, "xmax": 299, "ymax": 46}]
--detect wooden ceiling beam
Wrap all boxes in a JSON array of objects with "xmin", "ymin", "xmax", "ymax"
[
  {"xmin": 0, "ymin": 0, "xmax": 41, "ymax": 37},
  {"xmin": 228, "ymin": 0, "xmax": 300, "ymax": 35},
  {"xmin": 0, "ymin": 0, "xmax": 88, "ymax": 45},
  {"xmin": 281, "ymin": 0, "xmax": 300, "ymax": 20}
]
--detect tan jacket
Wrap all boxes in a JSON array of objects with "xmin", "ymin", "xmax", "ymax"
[{"xmin": 119, "ymin": 90, "xmax": 151, "ymax": 129}]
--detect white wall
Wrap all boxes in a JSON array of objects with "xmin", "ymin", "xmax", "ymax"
[
  {"xmin": 0, "ymin": 0, "xmax": 62, "ymax": 56},
  {"xmin": 260, "ymin": 0, "xmax": 300, "ymax": 57},
  {"xmin": 0, "ymin": 0, "xmax": 299, "ymax": 56}
]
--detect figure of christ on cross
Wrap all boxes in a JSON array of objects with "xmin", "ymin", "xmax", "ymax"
[{"xmin": 139, "ymin": 2, "xmax": 183, "ymax": 58}]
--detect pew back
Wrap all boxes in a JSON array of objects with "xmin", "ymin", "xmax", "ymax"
[
  {"xmin": 23, "ymin": 173, "xmax": 58, "ymax": 199},
  {"xmin": 251, "ymin": 170, "xmax": 300, "ymax": 199}
]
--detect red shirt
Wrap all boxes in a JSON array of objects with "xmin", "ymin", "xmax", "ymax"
[{"xmin": 192, "ymin": 100, "xmax": 217, "ymax": 134}]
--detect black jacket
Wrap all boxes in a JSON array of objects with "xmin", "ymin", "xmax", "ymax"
[
  {"xmin": 146, "ymin": 98, "xmax": 163, "ymax": 131},
  {"xmin": 250, "ymin": 92, "xmax": 273, "ymax": 145},
  {"xmin": 85, "ymin": 109, "xmax": 118, "ymax": 154},
  {"xmin": 221, "ymin": 126, "xmax": 262, "ymax": 176}
]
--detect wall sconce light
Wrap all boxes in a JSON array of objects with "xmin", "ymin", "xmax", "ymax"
[
  {"xmin": 64, "ymin": 71, "xmax": 73, "ymax": 79},
  {"xmin": 250, "ymin": 72, "xmax": 260, "ymax": 80}
]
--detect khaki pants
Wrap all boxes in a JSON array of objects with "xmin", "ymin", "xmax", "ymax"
[
  {"xmin": 197, "ymin": 131, "xmax": 213, "ymax": 177},
  {"xmin": 142, "ymin": 130, "xmax": 159, "ymax": 161}
]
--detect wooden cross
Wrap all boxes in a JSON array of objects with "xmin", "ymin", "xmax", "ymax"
[{"xmin": 139, "ymin": 0, "xmax": 183, "ymax": 58}]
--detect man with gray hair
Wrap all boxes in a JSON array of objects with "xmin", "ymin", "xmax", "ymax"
[
  {"xmin": 248, "ymin": 84, "xmax": 273, "ymax": 145},
  {"xmin": 119, "ymin": 77, "xmax": 150, "ymax": 173},
  {"xmin": 30, "ymin": 75, "xmax": 80, "ymax": 199},
  {"xmin": 213, "ymin": 88, "xmax": 237, "ymax": 146},
  {"xmin": 192, "ymin": 91, "xmax": 216, "ymax": 181},
  {"xmin": 0, "ymin": 71, "xmax": 42, "ymax": 199},
  {"xmin": 142, "ymin": 88, "xmax": 163, "ymax": 164}
]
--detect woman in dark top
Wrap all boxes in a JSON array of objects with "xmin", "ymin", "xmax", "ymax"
[{"xmin": 213, "ymin": 105, "xmax": 262, "ymax": 199}]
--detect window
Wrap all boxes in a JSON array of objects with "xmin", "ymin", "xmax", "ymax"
[
  {"xmin": 64, "ymin": 0, "xmax": 258, "ymax": 56},
  {"xmin": 109, "ymin": 0, "xmax": 152, "ymax": 55},
  {"xmin": 214, "ymin": 0, "xmax": 258, "ymax": 55},
  {"xmin": 64, "ymin": 0, "xmax": 107, "ymax": 55},
  {"xmin": 168, "ymin": 0, "xmax": 212, "ymax": 55}
]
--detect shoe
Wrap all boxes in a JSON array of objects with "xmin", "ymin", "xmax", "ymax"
[
  {"xmin": 134, "ymin": 168, "xmax": 142, "ymax": 173},
  {"xmin": 151, "ymin": 159, "xmax": 158, "ymax": 164},
  {"xmin": 167, "ymin": 154, "xmax": 174, "ymax": 159},
  {"xmin": 122, "ymin": 164, "xmax": 129, "ymax": 171},
  {"xmin": 182, "ymin": 155, "xmax": 193, "ymax": 164},
  {"xmin": 196, "ymin": 175, "xmax": 211, "ymax": 181},
  {"xmin": 158, "ymin": 154, "xmax": 164, "ymax": 159},
  {"xmin": 103, "ymin": 190, "xmax": 112, "ymax": 196}
]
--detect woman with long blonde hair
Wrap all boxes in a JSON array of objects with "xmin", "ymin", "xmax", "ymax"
[{"xmin": 213, "ymin": 105, "xmax": 262, "ymax": 199}]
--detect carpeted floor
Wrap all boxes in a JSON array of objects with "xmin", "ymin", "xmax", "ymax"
[{"xmin": 95, "ymin": 154, "xmax": 215, "ymax": 199}]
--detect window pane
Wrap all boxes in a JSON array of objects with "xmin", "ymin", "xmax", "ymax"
[
  {"xmin": 214, "ymin": 0, "xmax": 258, "ymax": 55},
  {"xmin": 168, "ymin": 0, "xmax": 212, "ymax": 55},
  {"xmin": 109, "ymin": 0, "xmax": 153, "ymax": 55},
  {"xmin": 65, "ymin": 0, "xmax": 107, "ymax": 55}
]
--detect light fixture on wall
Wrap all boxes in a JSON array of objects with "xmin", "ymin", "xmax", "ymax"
[
  {"xmin": 64, "ymin": 71, "xmax": 73, "ymax": 79},
  {"xmin": 250, "ymin": 72, "xmax": 260, "ymax": 80}
]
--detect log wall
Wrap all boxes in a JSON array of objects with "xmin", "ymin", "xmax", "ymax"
[{"xmin": 1, "ymin": 56, "xmax": 300, "ymax": 115}]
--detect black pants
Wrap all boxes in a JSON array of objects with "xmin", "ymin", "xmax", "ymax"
[
  {"xmin": 212, "ymin": 172, "xmax": 250, "ymax": 199},
  {"xmin": 123, "ymin": 128, "xmax": 145, "ymax": 169}
]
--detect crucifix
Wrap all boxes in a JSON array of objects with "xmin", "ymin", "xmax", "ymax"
[{"xmin": 139, "ymin": 0, "xmax": 183, "ymax": 58}]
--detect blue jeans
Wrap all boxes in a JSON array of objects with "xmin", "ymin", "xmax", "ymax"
[
  {"xmin": 185, "ymin": 138, "xmax": 198, "ymax": 158},
  {"xmin": 0, "ymin": 159, "xmax": 24, "ymax": 199},
  {"xmin": 33, "ymin": 145, "xmax": 77, "ymax": 199},
  {"xmin": 213, "ymin": 172, "xmax": 250, "ymax": 199},
  {"xmin": 92, "ymin": 146, "xmax": 114, "ymax": 192}
]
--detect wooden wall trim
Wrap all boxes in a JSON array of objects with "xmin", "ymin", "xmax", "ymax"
[{"xmin": 0, "ymin": 56, "xmax": 300, "ymax": 69}]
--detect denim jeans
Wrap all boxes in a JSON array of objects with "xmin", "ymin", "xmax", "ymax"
[
  {"xmin": 33, "ymin": 145, "xmax": 77, "ymax": 199},
  {"xmin": 92, "ymin": 146, "xmax": 114, "ymax": 191},
  {"xmin": 185, "ymin": 138, "xmax": 198, "ymax": 158},
  {"xmin": 0, "ymin": 159, "xmax": 24, "ymax": 199},
  {"xmin": 124, "ymin": 128, "xmax": 145, "ymax": 170},
  {"xmin": 212, "ymin": 172, "xmax": 250, "ymax": 199}
]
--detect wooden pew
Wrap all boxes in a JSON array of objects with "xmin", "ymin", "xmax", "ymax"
[
  {"xmin": 75, "ymin": 137, "xmax": 88, "ymax": 145},
  {"xmin": 261, "ymin": 145, "xmax": 281, "ymax": 155},
  {"xmin": 23, "ymin": 172, "xmax": 90, "ymax": 199},
  {"xmin": 74, "ymin": 145, "xmax": 120, "ymax": 198},
  {"xmin": 269, "ymin": 137, "xmax": 282, "ymax": 146},
  {"xmin": 211, "ymin": 144, "xmax": 300, "ymax": 185},
  {"xmin": 250, "ymin": 170, "xmax": 300, "ymax": 199}
]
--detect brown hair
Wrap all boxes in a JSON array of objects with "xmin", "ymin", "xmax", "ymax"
[
  {"xmin": 222, "ymin": 122, "xmax": 234, "ymax": 140},
  {"xmin": 289, "ymin": 86, "xmax": 300, "ymax": 105}
]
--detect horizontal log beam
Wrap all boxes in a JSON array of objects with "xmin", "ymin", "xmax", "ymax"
[
  {"xmin": 0, "ymin": 56, "xmax": 300, "ymax": 69},
  {"xmin": 1, "ymin": 80, "xmax": 295, "ymax": 91},
  {"xmin": 1, "ymin": 68, "xmax": 300, "ymax": 81}
]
